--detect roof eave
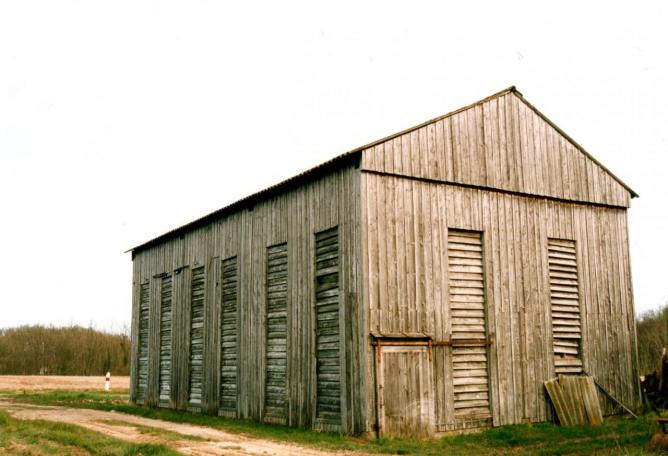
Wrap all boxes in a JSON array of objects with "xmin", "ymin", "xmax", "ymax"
[
  {"xmin": 513, "ymin": 91, "xmax": 638, "ymax": 199},
  {"xmin": 127, "ymin": 150, "xmax": 362, "ymax": 255},
  {"xmin": 128, "ymin": 85, "xmax": 638, "ymax": 256},
  {"xmin": 127, "ymin": 86, "xmax": 520, "ymax": 256}
]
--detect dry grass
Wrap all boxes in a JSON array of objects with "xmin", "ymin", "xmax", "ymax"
[{"xmin": 0, "ymin": 375, "xmax": 129, "ymax": 392}]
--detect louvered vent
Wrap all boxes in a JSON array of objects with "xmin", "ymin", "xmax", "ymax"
[
  {"xmin": 448, "ymin": 230, "xmax": 491, "ymax": 419},
  {"xmin": 548, "ymin": 239, "xmax": 583, "ymax": 374},
  {"xmin": 265, "ymin": 243, "xmax": 288, "ymax": 423},
  {"xmin": 314, "ymin": 227, "xmax": 341, "ymax": 428},
  {"xmin": 158, "ymin": 275, "xmax": 172, "ymax": 405},
  {"xmin": 220, "ymin": 257, "xmax": 238, "ymax": 416},
  {"xmin": 137, "ymin": 282, "xmax": 150, "ymax": 402},
  {"xmin": 188, "ymin": 266, "xmax": 205, "ymax": 408}
]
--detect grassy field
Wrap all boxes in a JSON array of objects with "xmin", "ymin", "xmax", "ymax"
[
  {"xmin": 0, "ymin": 408, "xmax": 178, "ymax": 455},
  {"xmin": 1, "ymin": 389, "xmax": 661, "ymax": 455},
  {"xmin": 0, "ymin": 375, "xmax": 130, "ymax": 391}
]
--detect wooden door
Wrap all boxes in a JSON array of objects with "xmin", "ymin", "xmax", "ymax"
[{"xmin": 377, "ymin": 346, "xmax": 435, "ymax": 437}]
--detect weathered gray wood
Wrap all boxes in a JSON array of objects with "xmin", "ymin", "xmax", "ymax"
[
  {"xmin": 188, "ymin": 266, "xmax": 205, "ymax": 410},
  {"xmin": 136, "ymin": 282, "xmax": 150, "ymax": 404},
  {"xmin": 158, "ymin": 275, "xmax": 173, "ymax": 405},
  {"xmin": 548, "ymin": 239, "xmax": 583, "ymax": 375},
  {"xmin": 379, "ymin": 346, "xmax": 434, "ymax": 437},
  {"xmin": 174, "ymin": 266, "xmax": 191, "ymax": 411},
  {"xmin": 147, "ymin": 277, "xmax": 161, "ymax": 407},
  {"xmin": 264, "ymin": 243, "xmax": 288, "ymax": 423},
  {"xmin": 314, "ymin": 227, "xmax": 341, "ymax": 430},
  {"xmin": 361, "ymin": 173, "xmax": 638, "ymax": 432},
  {"xmin": 203, "ymin": 257, "xmax": 221, "ymax": 414},
  {"xmin": 544, "ymin": 376, "xmax": 602, "ymax": 426},
  {"xmin": 132, "ymin": 166, "xmax": 362, "ymax": 432},
  {"xmin": 360, "ymin": 89, "xmax": 633, "ymax": 208},
  {"xmin": 219, "ymin": 256, "xmax": 239, "ymax": 417},
  {"xmin": 447, "ymin": 230, "xmax": 491, "ymax": 424}
]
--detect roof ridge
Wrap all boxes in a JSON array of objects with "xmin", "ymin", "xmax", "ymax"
[{"xmin": 341, "ymin": 85, "xmax": 518, "ymax": 156}]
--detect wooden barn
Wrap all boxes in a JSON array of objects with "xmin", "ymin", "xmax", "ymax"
[{"xmin": 128, "ymin": 86, "xmax": 640, "ymax": 437}]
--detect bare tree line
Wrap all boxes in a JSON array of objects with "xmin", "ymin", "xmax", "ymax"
[
  {"xmin": 636, "ymin": 303, "xmax": 668, "ymax": 375},
  {"xmin": 0, "ymin": 303, "xmax": 665, "ymax": 377},
  {"xmin": 0, "ymin": 325, "xmax": 130, "ymax": 376}
]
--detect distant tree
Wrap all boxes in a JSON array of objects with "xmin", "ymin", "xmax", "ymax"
[
  {"xmin": 636, "ymin": 303, "xmax": 668, "ymax": 375},
  {"xmin": 0, "ymin": 325, "xmax": 131, "ymax": 376}
]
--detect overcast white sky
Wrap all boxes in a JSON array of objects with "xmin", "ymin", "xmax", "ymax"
[{"xmin": 1, "ymin": 1, "xmax": 666, "ymax": 331}]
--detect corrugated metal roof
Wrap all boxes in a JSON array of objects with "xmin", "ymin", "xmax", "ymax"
[
  {"xmin": 128, "ymin": 86, "xmax": 637, "ymax": 254},
  {"xmin": 126, "ymin": 150, "xmax": 361, "ymax": 255}
]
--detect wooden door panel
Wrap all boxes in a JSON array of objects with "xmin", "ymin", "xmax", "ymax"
[{"xmin": 379, "ymin": 346, "xmax": 435, "ymax": 437}]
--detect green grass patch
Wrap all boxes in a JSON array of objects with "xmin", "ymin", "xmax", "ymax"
[
  {"xmin": 0, "ymin": 409, "xmax": 179, "ymax": 455},
  {"xmin": 4, "ymin": 390, "xmax": 658, "ymax": 455},
  {"xmin": 1, "ymin": 389, "xmax": 128, "ymax": 405}
]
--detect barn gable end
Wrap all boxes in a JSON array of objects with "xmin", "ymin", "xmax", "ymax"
[
  {"xmin": 360, "ymin": 88, "xmax": 634, "ymax": 208},
  {"xmin": 359, "ymin": 88, "xmax": 639, "ymax": 436}
]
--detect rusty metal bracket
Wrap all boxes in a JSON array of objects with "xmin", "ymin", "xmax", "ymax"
[
  {"xmin": 370, "ymin": 335, "xmax": 492, "ymax": 356},
  {"xmin": 375, "ymin": 338, "xmax": 382, "ymax": 364},
  {"xmin": 372, "ymin": 337, "xmax": 493, "ymax": 348},
  {"xmin": 370, "ymin": 336, "xmax": 437, "ymax": 361}
]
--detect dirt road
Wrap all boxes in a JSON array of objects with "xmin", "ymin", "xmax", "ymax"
[
  {"xmin": 0, "ymin": 375, "xmax": 129, "ymax": 391},
  {"xmin": 0, "ymin": 400, "xmax": 363, "ymax": 456}
]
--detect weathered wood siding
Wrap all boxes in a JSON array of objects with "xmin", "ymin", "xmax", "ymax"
[
  {"xmin": 361, "ymin": 91, "xmax": 631, "ymax": 208},
  {"xmin": 378, "ymin": 346, "xmax": 434, "ymax": 437},
  {"xmin": 264, "ymin": 243, "xmax": 289, "ymax": 424},
  {"xmin": 135, "ymin": 282, "xmax": 150, "ymax": 404},
  {"xmin": 314, "ymin": 227, "xmax": 342, "ymax": 430},
  {"xmin": 219, "ymin": 256, "xmax": 239, "ymax": 416},
  {"xmin": 159, "ymin": 275, "xmax": 173, "ymax": 405},
  {"xmin": 447, "ymin": 230, "xmax": 492, "ymax": 426},
  {"xmin": 188, "ymin": 266, "xmax": 205, "ymax": 410},
  {"xmin": 361, "ymin": 172, "xmax": 639, "ymax": 433},
  {"xmin": 130, "ymin": 165, "xmax": 365, "ymax": 434},
  {"xmin": 548, "ymin": 239, "xmax": 584, "ymax": 375}
]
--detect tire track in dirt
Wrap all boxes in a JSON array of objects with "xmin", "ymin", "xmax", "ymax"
[{"xmin": 0, "ymin": 401, "xmax": 370, "ymax": 456}]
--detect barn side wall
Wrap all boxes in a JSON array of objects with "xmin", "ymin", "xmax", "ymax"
[
  {"xmin": 129, "ymin": 164, "xmax": 367, "ymax": 434},
  {"xmin": 361, "ymin": 171, "xmax": 640, "ymax": 434}
]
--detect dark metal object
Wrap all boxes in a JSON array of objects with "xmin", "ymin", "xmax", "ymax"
[{"xmin": 582, "ymin": 368, "xmax": 638, "ymax": 418}]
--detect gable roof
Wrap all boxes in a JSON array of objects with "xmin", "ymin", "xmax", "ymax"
[
  {"xmin": 511, "ymin": 88, "xmax": 637, "ymax": 199},
  {"xmin": 355, "ymin": 86, "xmax": 637, "ymax": 200},
  {"xmin": 129, "ymin": 86, "xmax": 636, "ymax": 254}
]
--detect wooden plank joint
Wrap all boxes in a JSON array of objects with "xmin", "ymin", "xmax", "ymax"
[{"xmin": 435, "ymin": 338, "xmax": 494, "ymax": 347}]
